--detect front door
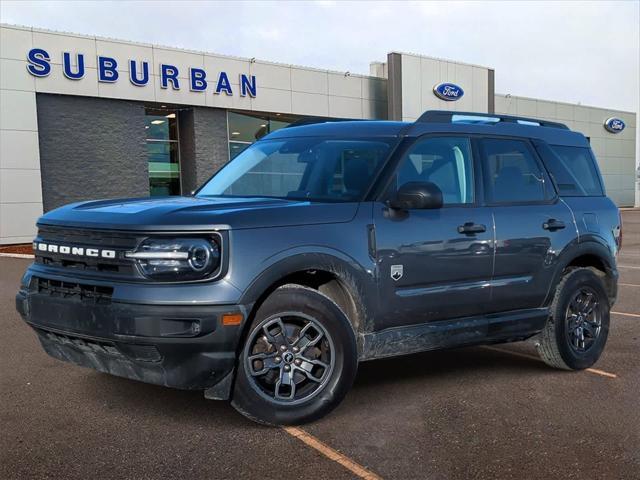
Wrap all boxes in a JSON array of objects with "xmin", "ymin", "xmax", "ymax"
[{"xmin": 373, "ymin": 136, "xmax": 494, "ymax": 330}]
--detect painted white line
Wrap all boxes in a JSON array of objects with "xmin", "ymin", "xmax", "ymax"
[
  {"xmin": 612, "ymin": 311, "xmax": 640, "ymax": 318},
  {"xmin": 0, "ymin": 253, "xmax": 34, "ymax": 259},
  {"xmin": 284, "ymin": 427, "xmax": 383, "ymax": 480},
  {"xmin": 619, "ymin": 283, "xmax": 640, "ymax": 288},
  {"xmin": 481, "ymin": 346, "xmax": 618, "ymax": 379},
  {"xmin": 584, "ymin": 368, "xmax": 618, "ymax": 379},
  {"xmin": 617, "ymin": 265, "xmax": 640, "ymax": 270}
]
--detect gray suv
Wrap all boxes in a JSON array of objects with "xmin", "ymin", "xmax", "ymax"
[{"xmin": 16, "ymin": 110, "xmax": 621, "ymax": 425}]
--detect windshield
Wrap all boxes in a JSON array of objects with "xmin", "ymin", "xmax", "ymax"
[{"xmin": 197, "ymin": 137, "xmax": 395, "ymax": 202}]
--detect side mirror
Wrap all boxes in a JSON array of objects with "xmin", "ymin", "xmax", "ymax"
[{"xmin": 388, "ymin": 181, "xmax": 443, "ymax": 210}]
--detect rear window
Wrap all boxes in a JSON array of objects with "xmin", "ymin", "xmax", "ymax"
[{"xmin": 546, "ymin": 146, "xmax": 604, "ymax": 196}]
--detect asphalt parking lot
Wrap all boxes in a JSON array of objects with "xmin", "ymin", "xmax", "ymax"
[{"xmin": 1, "ymin": 211, "xmax": 639, "ymax": 480}]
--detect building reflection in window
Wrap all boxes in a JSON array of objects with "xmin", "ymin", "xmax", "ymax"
[{"xmin": 227, "ymin": 111, "xmax": 298, "ymax": 160}]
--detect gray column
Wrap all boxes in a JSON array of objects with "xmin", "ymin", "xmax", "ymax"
[
  {"xmin": 386, "ymin": 53, "xmax": 403, "ymax": 121},
  {"xmin": 179, "ymin": 106, "xmax": 229, "ymax": 192},
  {"xmin": 36, "ymin": 94, "xmax": 148, "ymax": 211}
]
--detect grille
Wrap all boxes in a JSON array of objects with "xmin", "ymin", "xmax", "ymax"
[
  {"xmin": 34, "ymin": 225, "xmax": 139, "ymax": 277},
  {"xmin": 39, "ymin": 329, "xmax": 123, "ymax": 357},
  {"xmin": 34, "ymin": 277, "xmax": 114, "ymax": 303},
  {"xmin": 38, "ymin": 329, "xmax": 162, "ymax": 363}
]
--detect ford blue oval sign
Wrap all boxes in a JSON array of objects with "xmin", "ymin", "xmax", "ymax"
[
  {"xmin": 604, "ymin": 117, "xmax": 625, "ymax": 134},
  {"xmin": 433, "ymin": 83, "xmax": 464, "ymax": 101}
]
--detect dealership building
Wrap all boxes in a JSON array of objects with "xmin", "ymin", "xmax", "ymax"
[{"xmin": 0, "ymin": 23, "xmax": 637, "ymax": 245}]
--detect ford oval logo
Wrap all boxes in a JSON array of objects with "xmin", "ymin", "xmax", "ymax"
[
  {"xmin": 604, "ymin": 117, "xmax": 625, "ymax": 134},
  {"xmin": 433, "ymin": 82, "xmax": 464, "ymax": 101}
]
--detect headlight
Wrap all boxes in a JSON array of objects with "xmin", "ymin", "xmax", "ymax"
[{"xmin": 126, "ymin": 237, "xmax": 220, "ymax": 281}]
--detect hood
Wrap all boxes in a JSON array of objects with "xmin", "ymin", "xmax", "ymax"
[{"xmin": 37, "ymin": 196, "xmax": 360, "ymax": 231}]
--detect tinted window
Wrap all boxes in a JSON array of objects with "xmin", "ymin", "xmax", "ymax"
[
  {"xmin": 482, "ymin": 139, "xmax": 549, "ymax": 203},
  {"xmin": 548, "ymin": 145, "xmax": 604, "ymax": 196},
  {"xmin": 396, "ymin": 137, "xmax": 474, "ymax": 204},
  {"xmin": 198, "ymin": 138, "xmax": 393, "ymax": 202}
]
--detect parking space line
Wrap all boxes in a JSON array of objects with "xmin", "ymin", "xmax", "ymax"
[
  {"xmin": 617, "ymin": 264, "xmax": 640, "ymax": 270},
  {"xmin": 612, "ymin": 311, "xmax": 640, "ymax": 318},
  {"xmin": 481, "ymin": 346, "xmax": 618, "ymax": 379},
  {"xmin": 283, "ymin": 426, "xmax": 383, "ymax": 480},
  {"xmin": 584, "ymin": 368, "xmax": 618, "ymax": 378},
  {"xmin": 619, "ymin": 283, "xmax": 640, "ymax": 288}
]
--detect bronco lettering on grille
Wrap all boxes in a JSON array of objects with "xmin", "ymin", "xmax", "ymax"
[{"xmin": 34, "ymin": 242, "xmax": 117, "ymax": 259}]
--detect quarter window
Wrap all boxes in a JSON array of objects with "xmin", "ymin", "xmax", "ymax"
[
  {"xmin": 481, "ymin": 139, "xmax": 550, "ymax": 204},
  {"xmin": 396, "ymin": 136, "xmax": 474, "ymax": 205},
  {"xmin": 548, "ymin": 145, "xmax": 603, "ymax": 196}
]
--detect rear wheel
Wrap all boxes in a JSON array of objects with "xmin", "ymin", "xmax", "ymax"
[
  {"xmin": 232, "ymin": 285, "xmax": 358, "ymax": 425},
  {"xmin": 536, "ymin": 267, "xmax": 610, "ymax": 370}
]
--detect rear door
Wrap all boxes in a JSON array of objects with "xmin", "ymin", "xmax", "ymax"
[{"xmin": 479, "ymin": 137, "xmax": 576, "ymax": 312}]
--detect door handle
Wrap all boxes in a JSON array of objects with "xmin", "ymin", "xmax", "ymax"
[
  {"xmin": 457, "ymin": 222, "xmax": 486, "ymax": 234},
  {"xmin": 543, "ymin": 219, "xmax": 566, "ymax": 231}
]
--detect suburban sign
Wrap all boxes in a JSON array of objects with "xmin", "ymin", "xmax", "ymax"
[
  {"xmin": 433, "ymin": 82, "xmax": 464, "ymax": 101},
  {"xmin": 604, "ymin": 117, "xmax": 625, "ymax": 134},
  {"xmin": 26, "ymin": 48, "xmax": 257, "ymax": 97}
]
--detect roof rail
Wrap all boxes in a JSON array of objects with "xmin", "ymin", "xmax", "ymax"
[
  {"xmin": 416, "ymin": 110, "xmax": 569, "ymax": 130},
  {"xmin": 285, "ymin": 116, "xmax": 359, "ymax": 128}
]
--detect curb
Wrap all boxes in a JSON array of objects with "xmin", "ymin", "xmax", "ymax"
[{"xmin": 0, "ymin": 253, "xmax": 35, "ymax": 259}]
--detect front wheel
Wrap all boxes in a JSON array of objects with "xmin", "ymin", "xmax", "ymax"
[
  {"xmin": 536, "ymin": 267, "xmax": 610, "ymax": 370},
  {"xmin": 232, "ymin": 285, "xmax": 358, "ymax": 425}
]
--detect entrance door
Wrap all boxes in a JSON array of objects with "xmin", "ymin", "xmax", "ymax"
[{"xmin": 373, "ymin": 136, "xmax": 494, "ymax": 330}]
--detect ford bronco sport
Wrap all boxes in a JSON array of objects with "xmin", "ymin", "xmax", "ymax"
[{"xmin": 16, "ymin": 110, "xmax": 621, "ymax": 425}]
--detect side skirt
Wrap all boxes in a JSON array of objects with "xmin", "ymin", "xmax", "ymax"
[{"xmin": 360, "ymin": 308, "xmax": 548, "ymax": 361}]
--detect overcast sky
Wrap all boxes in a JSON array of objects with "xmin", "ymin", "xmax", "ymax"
[{"xmin": 1, "ymin": 0, "xmax": 638, "ymax": 113}]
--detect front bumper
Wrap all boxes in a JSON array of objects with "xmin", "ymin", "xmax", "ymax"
[{"xmin": 16, "ymin": 273, "xmax": 250, "ymax": 396}]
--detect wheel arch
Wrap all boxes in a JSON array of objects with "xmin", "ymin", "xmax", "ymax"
[
  {"xmin": 237, "ymin": 251, "xmax": 375, "ymax": 353},
  {"xmin": 544, "ymin": 240, "xmax": 618, "ymax": 306}
]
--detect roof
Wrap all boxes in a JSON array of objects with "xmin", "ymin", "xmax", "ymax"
[
  {"xmin": 267, "ymin": 120, "xmax": 409, "ymax": 139},
  {"xmin": 264, "ymin": 111, "xmax": 590, "ymax": 148}
]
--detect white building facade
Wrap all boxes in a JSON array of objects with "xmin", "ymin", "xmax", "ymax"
[{"xmin": 0, "ymin": 24, "xmax": 636, "ymax": 244}]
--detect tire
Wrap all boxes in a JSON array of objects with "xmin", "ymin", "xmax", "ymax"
[
  {"xmin": 231, "ymin": 285, "xmax": 358, "ymax": 426},
  {"xmin": 536, "ymin": 267, "xmax": 610, "ymax": 370}
]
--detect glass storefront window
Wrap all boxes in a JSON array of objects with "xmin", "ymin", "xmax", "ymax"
[
  {"xmin": 145, "ymin": 109, "xmax": 181, "ymax": 196},
  {"xmin": 227, "ymin": 111, "xmax": 298, "ymax": 160}
]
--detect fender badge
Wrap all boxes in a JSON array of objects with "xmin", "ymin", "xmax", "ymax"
[{"xmin": 391, "ymin": 264, "xmax": 403, "ymax": 281}]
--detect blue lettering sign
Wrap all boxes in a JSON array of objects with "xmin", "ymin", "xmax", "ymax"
[
  {"xmin": 97, "ymin": 56, "xmax": 119, "ymax": 82},
  {"xmin": 63, "ymin": 52, "xmax": 85, "ymax": 80},
  {"xmin": 190, "ymin": 68, "xmax": 207, "ymax": 91},
  {"xmin": 129, "ymin": 60, "xmax": 149, "ymax": 86},
  {"xmin": 25, "ymin": 49, "xmax": 258, "ymax": 98},
  {"xmin": 215, "ymin": 71, "xmax": 233, "ymax": 95},
  {"xmin": 160, "ymin": 64, "xmax": 180, "ymax": 90},
  {"xmin": 240, "ymin": 74, "xmax": 256, "ymax": 97},
  {"xmin": 26, "ymin": 48, "xmax": 51, "ymax": 77}
]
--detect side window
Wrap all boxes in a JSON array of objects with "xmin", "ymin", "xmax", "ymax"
[
  {"xmin": 396, "ymin": 137, "xmax": 474, "ymax": 205},
  {"xmin": 481, "ymin": 138, "xmax": 551, "ymax": 204},
  {"xmin": 547, "ymin": 145, "xmax": 604, "ymax": 196}
]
